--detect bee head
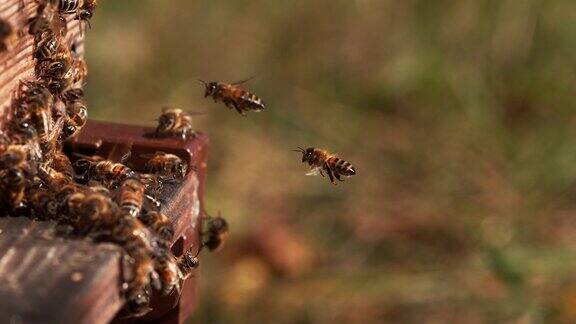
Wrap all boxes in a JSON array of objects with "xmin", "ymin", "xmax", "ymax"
[
  {"xmin": 199, "ymin": 80, "xmax": 217, "ymax": 97},
  {"xmin": 5, "ymin": 168, "xmax": 25, "ymax": 185},
  {"xmin": 292, "ymin": 147, "xmax": 314, "ymax": 163},
  {"xmin": 157, "ymin": 112, "xmax": 176, "ymax": 132},
  {"xmin": 210, "ymin": 216, "xmax": 229, "ymax": 233}
]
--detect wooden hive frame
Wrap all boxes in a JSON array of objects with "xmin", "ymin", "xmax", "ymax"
[{"xmin": 0, "ymin": 1, "xmax": 207, "ymax": 323}]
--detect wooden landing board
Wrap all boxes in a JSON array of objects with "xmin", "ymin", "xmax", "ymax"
[{"xmin": 0, "ymin": 120, "xmax": 208, "ymax": 324}]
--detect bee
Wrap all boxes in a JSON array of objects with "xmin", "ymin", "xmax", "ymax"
[
  {"xmin": 0, "ymin": 167, "xmax": 28, "ymax": 209},
  {"xmin": 153, "ymin": 250, "xmax": 183, "ymax": 296},
  {"xmin": 60, "ymin": 99, "xmax": 87, "ymax": 140},
  {"xmin": 202, "ymin": 212, "xmax": 229, "ymax": 252},
  {"xmin": 121, "ymin": 252, "xmax": 157, "ymax": 317},
  {"xmin": 72, "ymin": 191, "xmax": 119, "ymax": 235},
  {"xmin": 73, "ymin": 157, "xmax": 136, "ymax": 189},
  {"xmin": 139, "ymin": 211, "xmax": 173, "ymax": 242},
  {"xmin": 76, "ymin": 0, "xmax": 98, "ymax": 26},
  {"xmin": 112, "ymin": 216, "xmax": 155, "ymax": 254},
  {"xmin": 199, "ymin": 78, "xmax": 265, "ymax": 116},
  {"xmin": 37, "ymin": 168, "xmax": 72, "ymax": 198},
  {"xmin": 61, "ymin": 88, "xmax": 84, "ymax": 104},
  {"xmin": 0, "ymin": 19, "xmax": 13, "ymax": 53},
  {"xmin": 118, "ymin": 178, "xmax": 145, "ymax": 217},
  {"xmin": 29, "ymin": 188, "xmax": 59, "ymax": 220},
  {"xmin": 177, "ymin": 249, "xmax": 200, "ymax": 280},
  {"xmin": 124, "ymin": 286, "xmax": 151, "ymax": 318},
  {"xmin": 155, "ymin": 108, "xmax": 198, "ymax": 140},
  {"xmin": 143, "ymin": 152, "xmax": 188, "ymax": 181},
  {"xmin": 34, "ymin": 32, "xmax": 62, "ymax": 61},
  {"xmin": 293, "ymin": 147, "xmax": 356, "ymax": 184},
  {"xmin": 0, "ymin": 145, "xmax": 29, "ymax": 169}
]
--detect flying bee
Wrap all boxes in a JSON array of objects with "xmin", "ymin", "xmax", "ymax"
[
  {"xmin": 118, "ymin": 178, "xmax": 145, "ymax": 217},
  {"xmin": 76, "ymin": 0, "xmax": 98, "ymax": 26},
  {"xmin": 73, "ymin": 156, "xmax": 136, "ymax": 189},
  {"xmin": 139, "ymin": 211, "xmax": 173, "ymax": 242},
  {"xmin": 293, "ymin": 147, "xmax": 356, "ymax": 185},
  {"xmin": 202, "ymin": 212, "xmax": 229, "ymax": 252},
  {"xmin": 199, "ymin": 78, "xmax": 265, "ymax": 116},
  {"xmin": 155, "ymin": 108, "xmax": 199, "ymax": 140},
  {"xmin": 0, "ymin": 19, "xmax": 13, "ymax": 53},
  {"xmin": 143, "ymin": 152, "xmax": 188, "ymax": 181}
]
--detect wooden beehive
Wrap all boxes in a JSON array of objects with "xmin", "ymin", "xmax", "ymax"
[{"xmin": 0, "ymin": 1, "xmax": 207, "ymax": 323}]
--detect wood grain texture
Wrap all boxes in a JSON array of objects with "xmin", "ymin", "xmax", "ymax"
[{"xmin": 0, "ymin": 0, "xmax": 84, "ymax": 128}]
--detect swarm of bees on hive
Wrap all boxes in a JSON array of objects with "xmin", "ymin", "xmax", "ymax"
[{"xmin": 0, "ymin": 0, "xmax": 357, "ymax": 318}]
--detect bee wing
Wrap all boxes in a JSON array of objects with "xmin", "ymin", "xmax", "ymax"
[
  {"xmin": 305, "ymin": 167, "xmax": 322, "ymax": 176},
  {"xmin": 231, "ymin": 75, "xmax": 257, "ymax": 85}
]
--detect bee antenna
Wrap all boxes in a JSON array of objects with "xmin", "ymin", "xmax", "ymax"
[{"xmin": 197, "ymin": 79, "xmax": 208, "ymax": 86}]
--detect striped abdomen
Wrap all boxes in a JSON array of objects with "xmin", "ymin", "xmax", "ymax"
[
  {"xmin": 58, "ymin": 0, "xmax": 82, "ymax": 14},
  {"xmin": 120, "ymin": 179, "xmax": 145, "ymax": 217},
  {"xmin": 238, "ymin": 91, "xmax": 265, "ymax": 111},
  {"xmin": 326, "ymin": 157, "xmax": 356, "ymax": 177}
]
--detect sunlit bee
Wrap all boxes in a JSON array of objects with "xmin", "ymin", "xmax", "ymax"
[
  {"xmin": 73, "ymin": 157, "xmax": 136, "ymax": 189},
  {"xmin": 121, "ymin": 252, "xmax": 156, "ymax": 317},
  {"xmin": 143, "ymin": 152, "xmax": 187, "ymax": 181},
  {"xmin": 0, "ymin": 19, "xmax": 13, "ymax": 53},
  {"xmin": 293, "ymin": 147, "xmax": 356, "ymax": 185},
  {"xmin": 112, "ymin": 216, "xmax": 155, "ymax": 254},
  {"xmin": 155, "ymin": 108, "xmax": 196, "ymax": 140},
  {"xmin": 139, "ymin": 210, "xmax": 173, "ymax": 242},
  {"xmin": 119, "ymin": 178, "xmax": 146, "ymax": 217},
  {"xmin": 203, "ymin": 213, "xmax": 229, "ymax": 252},
  {"xmin": 60, "ymin": 100, "xmax": 87, "ymax": 140},
  {"xmin": 34, "ymin": 32, "xmax": 61, "ymax": 61},
  {"xmin": 154, "ymin": 251, "xmax": 183, "ymax": 296},
  {"xmin": 199, "ymin": 78, "xmax": 265, "ymax": 116}
]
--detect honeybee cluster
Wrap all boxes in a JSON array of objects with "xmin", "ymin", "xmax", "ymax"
[{"xmin": 0, "ymin": 0, "xmax": 224, "ymax": 318}]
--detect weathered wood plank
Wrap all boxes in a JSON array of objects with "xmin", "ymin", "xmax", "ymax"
[{"xmin": 0, "ymin": 0, "xmax": 84, "ymax": 128}]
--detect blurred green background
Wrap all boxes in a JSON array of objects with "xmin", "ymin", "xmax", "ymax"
[{"xmin": 85, "ymin": 1, "xmax": 576, "ymax": 323}]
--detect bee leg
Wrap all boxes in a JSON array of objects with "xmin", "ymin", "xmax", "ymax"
[
  {"xmin": 325, "ymin": 164, "xmax": 336, "ymax": 185},
  {"xmin": 334, "ymin": 173, "xmax": 344, "ymax": 182},
  {"xmin": 319, "ymin": 169, "xmax": 325, "ymax": 177}
]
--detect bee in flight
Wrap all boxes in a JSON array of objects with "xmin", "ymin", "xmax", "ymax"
[
  {"xmin": 199, "ymin": 78, "xmax": 265, "ymax": 116},
  {"xmin": 293, "ymin": 147, "xmax": 356, "ymax": 185},
  {"xmin": 202, "ymin": 212, "xmax": 229, "ymax": 252}
]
